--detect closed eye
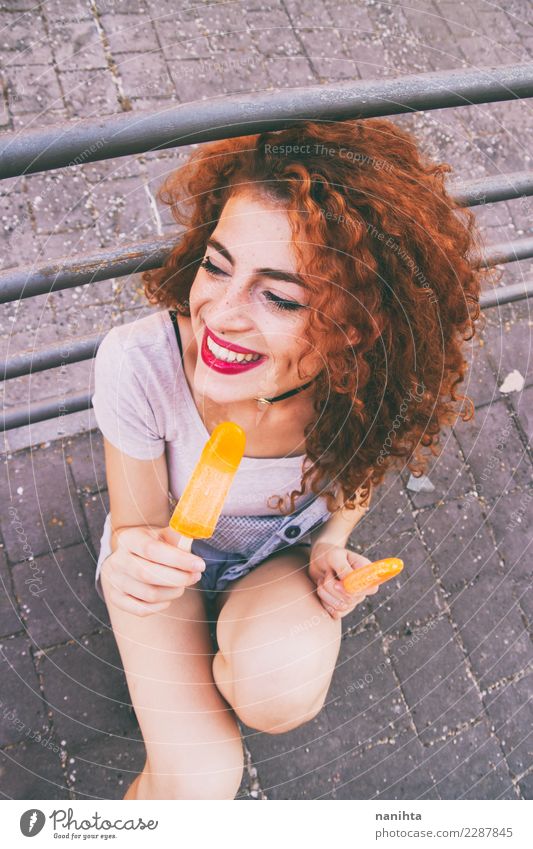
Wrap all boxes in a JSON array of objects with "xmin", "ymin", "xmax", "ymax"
[{"xmin": 200, "ymin": 256, "xmax": 304, "ymax": 313}]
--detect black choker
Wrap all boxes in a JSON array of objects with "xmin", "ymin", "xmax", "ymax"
[{"xmin": 255, "ymin": 379, "xmax": 315, "ymax": 406}]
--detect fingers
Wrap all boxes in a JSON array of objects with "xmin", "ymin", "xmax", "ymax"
[
  {"xmin": 317, "ymin": 580, "xmax": 368, "ymax": 620},
  {"xmin": 114, "ymin": 572, "xmax": 192, "ymax": 605},
  {"xmin": 118, "ymin": 526, "xmax": 206, "ymax": 572},
  {"xmin": 106, "ymin": 581, "xmax": 172, "ymax": 617},
  {"xmin": 124, "ymin": 551, "xmax": 204, "ymax": 589},
  {"xmin": 317, "ymin": 583, "xmax": 347, "ymax": 610}
]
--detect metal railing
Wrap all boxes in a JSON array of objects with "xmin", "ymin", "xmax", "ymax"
[{"xmin": 2, "ymin": 62, "xmax": 533, "ymax": 432}]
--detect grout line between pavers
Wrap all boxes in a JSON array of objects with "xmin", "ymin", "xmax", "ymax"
[
  {"xmin": 237, "ymin": 729, "xmax": 268, "ymax": 800},
  {"xmin": 90, "ymin": 1, "xmax": 132, "ymax": 113},
  {"xmin": 279, "ymin": 0, "xmax": 331, "ymax": 82}
]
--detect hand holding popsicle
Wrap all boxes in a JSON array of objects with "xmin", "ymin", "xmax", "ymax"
[
  {"xmin": 101, "ymin": 524, "xmax": 207, "ymax": 618},
  {"xmin": 309, "ymin": 542, "xmax": 404, "ymax": 620}
]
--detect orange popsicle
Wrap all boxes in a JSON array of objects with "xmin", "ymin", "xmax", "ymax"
[
  {"xmin": 169, "ymin": 421, "xmax": 246, "ymax": 550},
  {"xmin": 342, "ymin": 557, "xmax": 404, "ymax": 594}
]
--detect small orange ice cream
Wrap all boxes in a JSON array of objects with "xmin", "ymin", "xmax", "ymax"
[{"xmin": 342, "ymin": 557, "xmax": 404, "ymax": 594}]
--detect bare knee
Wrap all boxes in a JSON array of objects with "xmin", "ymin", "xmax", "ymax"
[{"xmin": 214, "ymin": 625, "xmax": 340, "ymax": 735}]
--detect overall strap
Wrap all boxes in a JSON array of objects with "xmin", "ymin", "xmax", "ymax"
[{"xmin": 168, "ymin": 309, "xmax": 183, "ymax": 362}]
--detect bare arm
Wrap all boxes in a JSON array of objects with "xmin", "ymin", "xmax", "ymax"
[
  {"xmin": 102, "ymin": 437, "xmax": 172, "ymax": 555},
  {"xmin": 309, "ymin": 483, "xmax": 373, "ymax": 550}
]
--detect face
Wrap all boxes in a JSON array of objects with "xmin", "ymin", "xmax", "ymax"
[{"xmin": 186, "ymin": 191, "xmax": 323, "ymax": 407}]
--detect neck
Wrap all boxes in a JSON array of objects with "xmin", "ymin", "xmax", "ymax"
[{"xmin": 198, "ymin": 384, "xmax": 313, "ymax": 431}]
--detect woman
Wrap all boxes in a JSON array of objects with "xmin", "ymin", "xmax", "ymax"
[{"xmin": 91, "ymin": 118, "xmax": 489, "ymax": 799}]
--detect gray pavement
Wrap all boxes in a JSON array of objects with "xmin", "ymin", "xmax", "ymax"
[{"xmin": 0, "ymin": 0, "xmax": 531, "ymax": 799}]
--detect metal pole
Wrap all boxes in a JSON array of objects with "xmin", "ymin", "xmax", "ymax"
[{"xmin": 1, "ymin": 63, "xmax": 532, "ymax": 179}]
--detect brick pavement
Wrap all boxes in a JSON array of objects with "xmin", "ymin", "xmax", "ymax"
[{"xmin": 0, "ymin": 0, "xmax": 531, "ymax": 800}]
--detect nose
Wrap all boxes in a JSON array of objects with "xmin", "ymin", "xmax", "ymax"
[{"xmin": 207, "ymin": 275, "xmax": 254, "ymax": 330}]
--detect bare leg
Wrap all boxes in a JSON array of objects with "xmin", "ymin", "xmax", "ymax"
[{"xmin": 99, "ymin": 569, "xmax": 245, "ymax": 800}]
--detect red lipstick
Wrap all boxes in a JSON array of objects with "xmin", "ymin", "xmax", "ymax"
[{"xmin": 201, "ymin": 328, "xmax": 266, "ymax": 374}]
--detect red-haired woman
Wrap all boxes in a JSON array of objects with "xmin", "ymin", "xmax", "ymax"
[{"xmin": 91, "ymin": 119, "xmax": 489, "ymax": 799}]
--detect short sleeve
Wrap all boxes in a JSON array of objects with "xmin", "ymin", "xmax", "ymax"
[{"xmin": 91, "ymin": 328, "xmax": 165, "ymax": 460}]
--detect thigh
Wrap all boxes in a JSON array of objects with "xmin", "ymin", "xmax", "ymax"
[
  {"xmin": 100, "ymin": 568, "xmax": 244, "ymax": 798},
  {"xmin": 214, "ymin": 545, "xmax": 342, "ymax": 716}
]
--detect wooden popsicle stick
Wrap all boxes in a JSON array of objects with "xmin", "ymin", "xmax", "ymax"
[{"xmin": 175, "ymin": 534, "xmax": 193, "ymax": 552}]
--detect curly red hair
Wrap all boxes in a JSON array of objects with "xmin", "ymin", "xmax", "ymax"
[{"xmin": 143, "ymin": 119, "xmax": 493, "ymax": 515}]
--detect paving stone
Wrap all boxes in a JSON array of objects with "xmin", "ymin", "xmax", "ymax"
[
  {"xmin": 453, "ymin": 401, "xmax": 532, "ymax": 499},
  {"xmin": 82, "ymin": 155, "xmax": 141, "ymax": 184},
  {"xmin": 461, "ymin": 337, "xmax": 500, "ymax": 408},
  {"xmin": 0, "ymin": 442, "xmax": 88, "ymax": 562},
  {"xmin": 0, "ymin": 735, "xmax": 70, "ymax": 800},
  {"xmin": 426, "ymin": 721, "xmax": 517, "ymax": 799},
  {"xmin": 153, "ymin": 15, "xmax": 214, "ymax": 62},
  {"xmin": 251, "ymin": 19, "xmax": 303, "ymax": 58},
  {"xmin": 170, "ymin": 54, "xmax": 267, "ymax": 99},
  {"xmin": 63, "ymin": 431, "xmax": 107, "ymax": 494},
  {"xmin": 263, "ymin": 55, "xmax": 315, "ymax": 88},
  {"xmin": 37, "ymin": 630, "xmax": 137, "ymax": 747},
  {"xmin": 242, "ymin": 710, "xmax": 343, "ymax": 799},
  {"xmin": 326, "ymin": 626, "xmax": 413, "ymax": 749},
  {"xmin": 47, "ymin": 20, "xmax": 108, "ymax": 71},
  {"xmin": 0, "ymin": 634, "xmax": 49, "ymax": 747},
  {"xmin": 88, "ymin": 177, "xmax": 156, "ymax": 247},
  {"xmin": 116, "ymin": 51, "xmax": 175, "ymax": 101},
  {"xmin": 388, "ymin": 617, "xmax": 484, "ymax": 744},
  {"xmin": 417, "ymin": 496, "xmax": 501, "ymax": 592},
  {"xmin": 326, "ymin": 730, "xmax": 439, "ymax": 799},
  {"xmin": 0, "ymin": 191, "xmax": 35, "ymax": 271},
  {"xmin": 51, "ymin": 300, "xmax": 117, "ymax": 339},
  {"xmin": 348, "ymin": 482, "xmax": 415, "ymax": 548},
  {"xmin": 488, "ymin": 487, "xmax": 533, "ymax": 583},
  {"xmin": 68, "ymin": 733, "xmax": 146, "ymax": 800},
  {"xmin": 448, "ymin": 575, "xmax": 532, "ymax": 689},
  {"xmin": 323, "ymin": 0, "xmax": 374, "ymax": 34},
  {"xmin": 4, "ymin": 65, "xmax": 64, "ymax": 115},
  {"xmin": 484, "ymin": 673, "xmax": 533, "ymax": 780},
  {"xmin": 11, "ymin": 108, "xmax": 69, "ymax": 132},
  {"xmin": 24, "ymin": 172, "xmax": 96, "ymax": 233},
  {"xmin": 0, "ymin": 548, "xmax": 23, "ymax": 637},
  {"xmin": 82, "ymin": 491, "xmax": 110, "ymax": 563},
  {"xmin": 100, "ymin": 13, "xmax": 160, "ymax": 54},
  {"xmin": 12, "ymin": 543, "xmax": 109, "ymax": 648},
  {"xmin": 401, "ymin": 430, "xmax": 472, "ymax": 509},
  {"xmin": 102, "ymin": 0, "xmax": 149, "ymax": 14},
  {"xmin": 42, "ymin": 0, "xmax": 94, "ymax": 22},
  {"xmin": 61, "ymin": 68, "xmax": 121, "ymax": 118},
  {"xmin": 483, "ymin": 318, "xmax": 533, "ymax": 390},
  {"xmin": 371, "ymin": 532, "xmax": 446, "ymax": 633},
  {"xmin": 0, "ymin": 12, "xmax": 52, "ymax": 65}
]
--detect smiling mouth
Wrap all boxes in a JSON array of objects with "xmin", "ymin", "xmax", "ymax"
[
  {"xmin": 207, "ymin": 325, "xmax": 263, "ymax": 357},
  {"xmin": 201, "ymin": 327, "xmax": 267, "ymax": 372}
]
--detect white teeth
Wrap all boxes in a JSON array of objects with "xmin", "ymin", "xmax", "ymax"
[{"xmin": 206, "ymin": 334, "xmax": 261, "ymax": 365}]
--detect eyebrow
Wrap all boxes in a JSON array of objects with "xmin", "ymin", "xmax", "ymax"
[{"xmin": 206, "ymin": 236, "xmax": 310, "ymax": 290}]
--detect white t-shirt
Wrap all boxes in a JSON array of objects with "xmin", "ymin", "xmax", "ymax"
[{"xmin": 91, "ymin": 308, "xmax": 320, "ymax": 519}]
